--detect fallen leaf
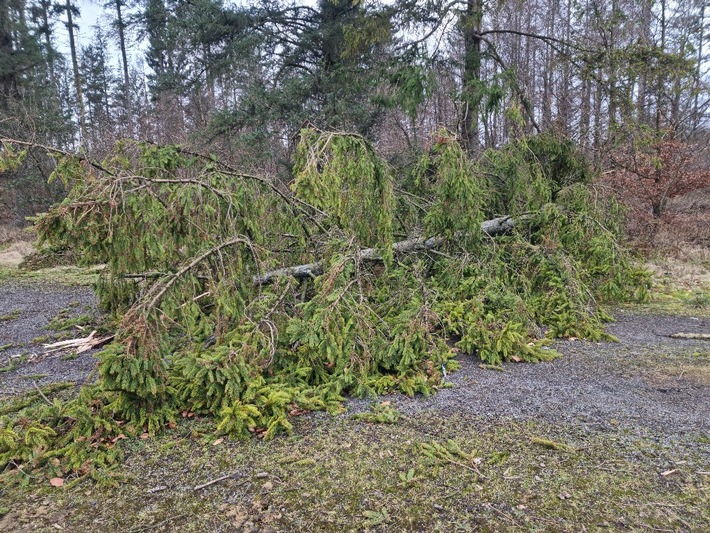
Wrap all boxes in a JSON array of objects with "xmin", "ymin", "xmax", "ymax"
[
  {"xmin": 168, "ymin": 421, "xmax": 177, "ymax": 429},
  {"xmin": 255, "ymin": 472, "xmax": 269, "ymax": 479},
  {"xmin": 51, "ymin": 458, "xmax": 60, "ymax": 467},
  {"xmin": 140, "ymin": 433, "xmax": 150, "ymax": 439},
  {"xmin": 110, "ymin": 434, "xmax": 127, "ymax": 443},
  {"xmin": 212, "ymin": 438, "xmax": 224, "ymax": 446},
  {"xmin": 511, "ymin": 355, "xmax": 522, "ymax": 362},
  {"xmin": 661, "ymin": 469, "xmax": 677, "ymax": 476},
  {"xmin": 49, "ymin": 477, "xmax": 64, "ymax": 487},
  {"xmin": 558, "ymin": 491, "xmax": 571, "ymax": 500},
  {"xmin": 262, "ymin": 481, "xmax": 274, "ymax": 491}
]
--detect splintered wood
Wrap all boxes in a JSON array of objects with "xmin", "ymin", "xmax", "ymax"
[{"xmin": 43, "ymin": 331, "xmax": 115, "ymax": 354}]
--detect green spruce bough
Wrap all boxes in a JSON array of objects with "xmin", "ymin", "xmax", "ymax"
[{"xmin": 0, "ymin": 130, "xmax": 649, "ymax": 484}]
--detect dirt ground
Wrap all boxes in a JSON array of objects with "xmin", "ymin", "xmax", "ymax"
[{"xmin": 0, "ymin": 277, "xmax": 708, "ymax": 532}]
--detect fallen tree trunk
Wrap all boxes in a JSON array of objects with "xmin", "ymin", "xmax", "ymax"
[{"xmin": 253, "ymin": 215, "xmax": 521, "ymax": 285}]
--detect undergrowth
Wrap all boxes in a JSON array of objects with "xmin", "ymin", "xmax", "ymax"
[{"xmin": 0, "ymin": 129, "xmax": 649, "ymax": 485}]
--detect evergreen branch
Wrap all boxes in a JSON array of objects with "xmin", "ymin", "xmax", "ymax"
[
  {"xmin": 135, "ymin": 236, "xmax": 253, "ymax": 312},
  {"xmin": 142, "ymin": 140, "xmax": 328, "ymax": 234},
  {"xmin": 0, "ymin": 137, "xmax": 115, "ymax": 176}
]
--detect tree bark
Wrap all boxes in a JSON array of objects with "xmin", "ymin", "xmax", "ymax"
[
  {"xmin": 64, "ymin": 0, "xmax": 87, "ymax": 143},
  {"xmin": 460, "ymin": 0, "xmax": 483, "ymax": 155},
  {"xmin": 114, "ymin": 0, "xmax": 132, "ymax": 135}
]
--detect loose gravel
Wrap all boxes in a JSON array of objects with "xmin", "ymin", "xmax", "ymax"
[
  {"xmin": 0, "ymin": 281, "xmax": 99, "ymax": 395},
  {"xmin": 1, "ymin": 281, "xmax": 708, "ymax": 444}
]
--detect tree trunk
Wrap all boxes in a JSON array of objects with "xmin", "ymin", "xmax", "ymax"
[
  {"xmin": 254, "ymin": 215, "xmax": 524, "ymax": 285},
  {"xmin": 0, "ymin": 0, "xmax": 17, "ymax": 107},
  {"xmin": 460, "ymin": 0, "xmax": 483, "ymax": 155},
  {"xmin": 114, "ymin": 0, "xmax": 132, "ymax": 136},
  {"xmin": 64, "ymin": 0, "xmax": 87, "ymax": 143}
]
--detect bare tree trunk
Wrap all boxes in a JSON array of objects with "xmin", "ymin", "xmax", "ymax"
[
  {"xmin": 64, "ymin": 0, "xmax": 87, "ymax": 144},
  {"xmin": 580, "ymin": 75, "xmax": 591, "ymax": 149},
  {"xmin": 460, "ymin": 0, "xmax": 483, "ymax": 155},
  {"xmin": 694, "ymin": 5, "xmax": 705, "ymax": 130},
  {"xmin": 636, "ymin": 0, "xmax": 653, "ymax": 124},
  {"xmin": 114, "ymin": 0, "xmax": 132, "ymax": 136}
]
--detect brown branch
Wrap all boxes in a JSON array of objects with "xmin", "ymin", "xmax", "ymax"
[{"xmin": 137, "ymin": 237, "xmax": 252, "ymax": 311}]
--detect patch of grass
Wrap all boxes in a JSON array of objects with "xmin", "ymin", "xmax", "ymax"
[
  {"xmin": 0, "ymin": 413, "xmax": 707, "ymax": 532},
  {"xmin": 0, "ymin": 343, "xmax": 15, "ymax": 352},
  {"xmin": 351, "ymin": 402, "xmax": 401, "ymax": 424},
  {"xmin": 0, "ymin": 309, "xmax": 22, "ymax": 321},
  {"xmin": 621, "ymin": 347, "xmax": 710, "ymax": 388},
  {"xmin": 30, "ymin": 335, "xmax": 52, "ymax": 344},
  {"xmin": 0, "ymin": 354, "xmax": 27, "ymax": 373},
  {"xmin": 629, "ymin": 258, "xmax": 710, "ymax": 317},
  {"xmin": 0, "ymin": 264, "xmax": 103, "ymax": 287},
  {"xmin": 46, "ymin": 312, "xmax": 94, "ymax": 333}
]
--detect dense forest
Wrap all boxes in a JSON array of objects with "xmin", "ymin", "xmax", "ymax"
[
  {"xmin": 0, "ymin": 0, "xmax": 708, "ymax": 483},
  {"xmin": 1, "ymin": 0, "xmax": 708, "ymax": 226}
]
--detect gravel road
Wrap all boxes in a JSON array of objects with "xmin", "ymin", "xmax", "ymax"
[
  {"xmin": 1, "ymin": 281, "xmax": 708, "ymax": 443},
  {"xmin": 0, "ymin": 281, "xmax": 99, "ymax": 395}
]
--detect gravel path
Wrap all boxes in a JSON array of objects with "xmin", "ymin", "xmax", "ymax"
[
  {"xmin": 371, "ymin": 312, "xmax": 710, "ymax": 436},
  {"xmin": 1, "ymin": 282, "xmax": 708, "ymax": 442},
  {"xmin": 0, "ymin": 282, "xmax": 99, "ymax": 395}
]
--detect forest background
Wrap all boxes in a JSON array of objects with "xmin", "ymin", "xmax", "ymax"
[{"xmin": 1, "ymin": 0, "xmax": 708, "ymax": 251}]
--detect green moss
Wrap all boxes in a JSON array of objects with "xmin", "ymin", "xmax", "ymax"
[
  {"xmin": 0, "ymin": 265, "xmax": 101, "ymax": 286},
  {"xmin": 46, "ymin": 312, "xmax": 94, "ymax": 332},
  {"xmin": 351, "ymin": 402, "xmax": 401, "ymax": 424},
  {"xmin": 0, "ymin": 309, "xmax": 22, "ymax": 321},
  {"xmin": 0, "ymin": 413, "xmax": 707, "ymax": 532}
]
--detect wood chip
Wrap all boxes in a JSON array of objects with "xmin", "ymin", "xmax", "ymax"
[{"xmin": 669, "ymin": 332, "xmax": 710, "ymax": 340}]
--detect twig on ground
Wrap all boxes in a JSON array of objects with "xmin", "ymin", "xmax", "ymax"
[
  {"xmin": 193, "ymin": 472, "xmax": 243, "ymax": 491},
  {"xmin": 32, "ymin": 381, "xmax": 53, "ymax": 406}
]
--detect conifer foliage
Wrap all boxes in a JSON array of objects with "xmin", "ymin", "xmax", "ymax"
[{"xmin": 0, "ymin": 130, "xmax": 649, "ymax": 484}]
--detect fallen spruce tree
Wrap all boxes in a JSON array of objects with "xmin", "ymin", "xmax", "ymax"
[{"xmin": 0, "ymin": 130, "xmax": 649, "ymax": 484}]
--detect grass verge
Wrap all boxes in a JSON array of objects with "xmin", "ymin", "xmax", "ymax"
[{"xmin": 0, "ymin": 409, "xmax": 707, "ymax": 532}]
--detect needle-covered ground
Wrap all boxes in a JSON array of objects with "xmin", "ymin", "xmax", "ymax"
[{"xmin": 0, "ymin": 265, "xmax": 708, "ymax": 532}]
